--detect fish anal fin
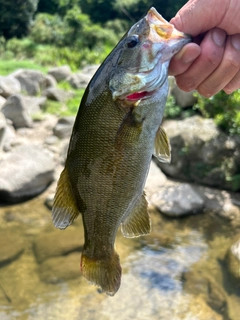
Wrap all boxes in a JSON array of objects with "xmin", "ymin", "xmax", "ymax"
[
  {"xmin": 154, "ymin": 126, "xmax": 171, "ymax": 163},
  {"xmin": 52, "ymin": 167, "xmax": 80, "ymax": 230},
  {"xmin": 121, "ymin": 193, "xmax": 151, "ymax": 238},
  {"xmin": 81, "ymin": 250, "xmax": 121, "ymax": 296}
]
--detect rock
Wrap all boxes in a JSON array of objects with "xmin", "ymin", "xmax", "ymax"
[
  {"xmin": 0, "ymin": 112, "xmax": 7, "ymax": 144},
  {"xmin": 53, "ymin": 116, "xmax": 75, "ymax": 139},
  {"xmin": 81, "ymin": 65, "xmax": 99, "ymax": 77},
  {"xmin": 151, "ymin": 182, "xmax": 204, "ymax": 217},
  {"xmin": 183, "ymin": 270, "xmax": 228, "ymax": 317},
  {"xmin": 0, "ymin": 95, "xmax": 6, "ymax": 109},
  {"xmin": 14, "ymin": 74, "xmax": 40, "ymax": 96},
  {"xmin": 43, "ymin": 74, "xmax": 57, "ymax": 88},
  {"xmin": 23, "ymin": 96, "xmax": 47, "ymax": 114},
  {"xmin": 0, "ymin": 123, "xmax": 16, "ymax": 151},
  {"xmin": 226, "ymin": 239, "xmax": 240, "ymax": 281},
  {"xmin": 39, "ymin": 253, "xmax": 81, "ymax": 283},
  {"xmin": 67, "ymin": 72, "xmax": 92, "ymax": 89},
  {"xmin": 2, "ymin": 94, "xmax": 33, "ymax": 128},
  {"xmin": 158, "ymin": 116, "xmax": 240, "ymax": 191},
  {"xmin": 170, "ymin": 77, "xmax": 197, "ymax": 108},
  {"xmin": 12, "ymin": 69, "xmax": 46, "ymax": 89},
  {"xmin": 0, "ymin": 229, "xmax": 25, "ymax": 266},
  {"xmin": 145, "ymin": 160, "xmax": 167, "ymax": 199},
  {"xmin": 0, "ymin": 76, "xmax": 21, "ymax": 97},
  {"xmin": 33, "ymin": 227, "xmax": 83, "ymax": 263},
  {"xmin": 0, "ymin": 144, "xmax": 55, "ymax": 203},
  {"xmin": 192, "ymin": 186, "xmax": 240, "ymax": 227},
  {"xmin": 48, "ymin": 65, "xmax": 72, "ymax": 82},
  {"xmin": 42, "ymin": 87, "xmax": 70, "ymax": 103}
]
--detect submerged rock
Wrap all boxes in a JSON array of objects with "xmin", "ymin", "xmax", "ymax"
[
  {"xmin": 38, "ymin": 253, "xmax": 81, "ymax": 283},
  {"xmin": 0, "ymin": 229, "xmax": 25, "ymax": 267},
  {"xmin": 0, "ymin": 144, "xmax": 55, "ymax": 203},
  {"xmin": 183, "ymin": 269, "xmax": 228, "ymax": 317},
  {"xmin": 33, "ymin": 227, "xmax": 83, "ymax": 263},
  {"xmin": 225, "ymin": 239, "xmax": 240, "ymax": 282}
]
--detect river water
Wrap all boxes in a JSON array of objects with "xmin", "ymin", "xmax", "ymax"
[{"xmin": 0, "ymin": 194, "xmax": 239, "ymax": 320}]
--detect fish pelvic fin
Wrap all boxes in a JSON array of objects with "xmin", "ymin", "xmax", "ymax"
[
  {"xmin": 81, "ymin": 250, "xmax": 122, "ymax": 296},
  {"xmin": 121, "ymin": 193, "xmax": 151, "ymax": 238},
  {"xmin": 52, "ymin": 167, "xmax": 80, "ymax": 229},
  {"xmin": 154, "ymin": 126, "xmax": 171, "ymax": 163}
]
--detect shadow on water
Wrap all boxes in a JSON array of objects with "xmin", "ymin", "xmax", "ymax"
[{"xmin": 0, "ymin": 195, "xmax": 239, "ymax": 319}]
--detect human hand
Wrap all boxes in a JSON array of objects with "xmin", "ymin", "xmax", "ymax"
[{"xmin": 169, "ymin": 0, "xmax": 240, "ymax": 97}]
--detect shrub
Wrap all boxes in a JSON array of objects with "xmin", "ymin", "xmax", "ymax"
[{"xmin": 194, "ymin": 90, "xmax": 240, "ymax": 135}]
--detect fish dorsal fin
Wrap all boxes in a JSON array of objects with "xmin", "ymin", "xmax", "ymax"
[
  {"xmin": 121, "ymin": 193, "xmax": 151, "ymax": 238},
  {"xmin": 52, "ymin": 167, "xmax": 80, "ymax": 229},
  {"xmin": 154, "ymin": 126, "xmax": 171, "ymax": 163}
]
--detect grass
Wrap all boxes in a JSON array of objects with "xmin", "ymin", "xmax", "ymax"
[{"xmin": 0, "ymin": 59, "xmax": 47, "ymax": 76}]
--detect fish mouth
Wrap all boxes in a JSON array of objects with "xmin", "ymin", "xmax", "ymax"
[
  {"xmin": 111, "ymin": 7, "xmax": 191, "ymax": 104},
  {"xmin": 125, "ymin": 90, "xmax": 155, "ymax": 101},
  {"xmin": 146, "ymin": 7, "xmax": 190, "ymax": 45},
  {"xmin": 117, "ymin": 56, "xmax": 168, "ymax": 103}
]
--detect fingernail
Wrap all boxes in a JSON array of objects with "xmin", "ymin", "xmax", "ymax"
[
  {"xmin": 212, "ymin": 28, "xmax": 226, "ymax": 47},
  {"xmin": 231, "ymin": 34, "xmax": 240, "ymax": 51}
]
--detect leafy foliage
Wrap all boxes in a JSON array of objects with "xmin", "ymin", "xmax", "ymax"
[
  {"xmin": 0, "ymin": 0, "xmax": 38, "ymax": 40},
  {"xmin": 194, "ymin": 91, "xmax": 240, "ymax": 135}
]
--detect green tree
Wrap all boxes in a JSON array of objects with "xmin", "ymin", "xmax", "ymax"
[
  {"xmin": 0, "ymin": 0, "xmax": 38, "ymax": 41},
  {"xmin": 114, "ymin": 0, "xmax": 188, "ymax": 22},
  {"xmin": 37, "ymin": 0, "xmax": 78, "ymax": 16}
]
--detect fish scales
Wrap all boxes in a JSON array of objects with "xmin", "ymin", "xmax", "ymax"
[{"xmin": 52, "ymin": 7, "xmax": 191, "ymax": 296}]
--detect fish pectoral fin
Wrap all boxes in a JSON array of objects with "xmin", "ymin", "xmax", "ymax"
[
  {"xmin": 153, "ymin": 126, "xmax": 171, "ymax": 163},
  {"xmin": 121, "ymin": 193, "xmax": 151, "ymax": 238},
  {"xmin": 52, "ymin": 167, "xmax": 80, "ymax": 230}
]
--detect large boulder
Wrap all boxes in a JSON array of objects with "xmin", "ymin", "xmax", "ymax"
[
  {"xmin": 158, "ymin": 116, "xmax": 240, "ymax": 191},
  {"xmin": 0, "ymin": 144, "xmax": 55, "ymax": 203},
  {"xmin": 0, "ymin": 112, "xmax": 7, "ymax": 144},
  {"xmin": 0, "ymin": 76, "xmax": 21, "ymax": 97},
  {"xmin": 0, "ymin": 96, "xmax": 6, "ymax": 109},
  {"xmin": 151, "ymin": 182, "xmax": 204, "ymax": 217}
]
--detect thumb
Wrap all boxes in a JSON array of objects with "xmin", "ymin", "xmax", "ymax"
[{"xmin": 170, "ymin": 0, "xmax": 227, "ymax": 36}]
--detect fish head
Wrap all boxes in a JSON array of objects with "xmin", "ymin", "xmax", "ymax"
[{"xmin": 110, "ymin": 7, "xmax": 191, "ymax": 104}]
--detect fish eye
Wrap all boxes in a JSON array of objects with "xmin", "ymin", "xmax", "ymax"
[{"xmin": 127, "ymin": 35, "xmax": 140, "ymax": 48}]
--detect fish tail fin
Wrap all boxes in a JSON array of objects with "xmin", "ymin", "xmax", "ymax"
[{"xmin": 81, "ymin": 249, "xmax": 122, "ymax": 296}]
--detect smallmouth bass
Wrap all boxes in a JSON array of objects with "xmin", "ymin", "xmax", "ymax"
[{"xmin": 52, "ymin": 7, "xmax": 191, "ymax": 296}]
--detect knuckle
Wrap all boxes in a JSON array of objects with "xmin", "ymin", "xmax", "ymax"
[
  {"xmin": 225, "ymin": 54, "xmax": 240, "ymax": 69},
  {"xmin": 176, "ymin": 76, "xmax": 196, "ymax": 92}
]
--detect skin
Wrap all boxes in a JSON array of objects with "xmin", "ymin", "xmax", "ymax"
[{"xmin": 168, "ymin": 0, "xmax": 240, "ymax": 97}]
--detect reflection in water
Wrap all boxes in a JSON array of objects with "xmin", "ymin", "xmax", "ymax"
[{"xmin": 0, "ymin": 196, "xmax": 239, "ymax": 319}]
